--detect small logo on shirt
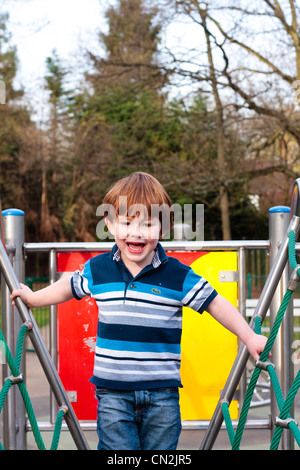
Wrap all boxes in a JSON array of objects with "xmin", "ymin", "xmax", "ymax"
[{"xmin": 151, "ymin": 288, "xmax": 161, "ymax": 294}]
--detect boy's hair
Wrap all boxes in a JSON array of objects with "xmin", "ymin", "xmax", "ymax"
[{"xmin": 103, "ymin": 172, "xmax": 174, "ymax": 234}]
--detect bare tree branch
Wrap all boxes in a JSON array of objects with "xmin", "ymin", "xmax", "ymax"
[{"xmin": 205, "ymin": 10, "xmax": 295, "ymax": 84}]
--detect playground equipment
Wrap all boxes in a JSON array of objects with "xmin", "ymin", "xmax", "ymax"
[
  {"xmin": 0, "ymin": 180, "xmax": 300, "ymax": 450},
  {"xmin": 0, "ymin": 210, "xmax": 89, "ymax": 450},
  {"xmin": 201, "ymin": 181, "xmax": 300, "ymax": 450},
  {"xmin": 56, "ymin": 250, "xmax": 239, "ymax": 422}
]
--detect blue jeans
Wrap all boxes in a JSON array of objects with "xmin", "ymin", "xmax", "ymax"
[{"xmin": 95, "ymin": 387, "xmax": 182, "ymax": 450}]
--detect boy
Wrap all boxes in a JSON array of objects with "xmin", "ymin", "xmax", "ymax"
[{"xmin": 11, "ymin": 172, "xmax": 267, "ymax": 450}]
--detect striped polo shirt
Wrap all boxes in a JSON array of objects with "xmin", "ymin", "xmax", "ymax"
[{"xmin": 71, "ymin": 243, "xmax": 218, "ymax": 390}]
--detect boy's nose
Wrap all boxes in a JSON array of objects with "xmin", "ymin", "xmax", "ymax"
[{"xmin": 128, "ymin": 221, "xmax": 142, "ymax": 236}]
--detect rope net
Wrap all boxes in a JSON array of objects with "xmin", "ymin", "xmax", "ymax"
[
  {"xmin": 222, "ymin": 230, "xmax": 300, "ymax": 450},
  {"xmin": 0, "ymin": 323, "xmax": 67, "ymax": 450}
]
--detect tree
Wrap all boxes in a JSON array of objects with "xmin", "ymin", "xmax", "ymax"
[
  {"xmin": 201, "ymin": 7, "xmax": 231, "ymax": 239},
  {"xmin": 0, "ymin": 10, "xmax": 37, "ymax": 224},
  {"xmin": 197, "ymin": 0, "xmax": 300, "ymax": 212},
  {"xmin": 39, "ymin": 49, "xmax": 72, "ymax": 241},
  {"xmin": 157, "ymin": 0, "xmax": 300, "ymax": 238},
  {"xmin": 74, "ymin": 0, "xmax": 255, "ymax": 240},
  {"xmin": 68, "ymin": 0, "xmax": 177, "ymax": 240},
  {"xmin": 157, "ymin": 1, "xmax": 235, "ymax": 238},
  {"xmin": 88, "ymin": 0, "xmax": 168, "ymax": 92}
]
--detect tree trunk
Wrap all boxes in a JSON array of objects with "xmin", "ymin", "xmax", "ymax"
[
  {"xmin": 40, "ymin": 135, "xmax": 51, "ymax": 240},
  {"xmin": 201, "ymin": 9, "xmax": 231, "ymax": 240}
]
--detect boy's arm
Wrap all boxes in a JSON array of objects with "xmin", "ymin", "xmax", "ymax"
[
  {"xmin": 206, "ymin": 294, "xmax": 267, "ymax": 360},
  {"xmin": 10, "ymin": 277, "xmax": 74, "ymax": 308}
]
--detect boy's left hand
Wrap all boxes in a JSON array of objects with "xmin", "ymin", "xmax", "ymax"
[{"xmin": 244, "ymin": 332, "xmax": 268, "ymax": 360}]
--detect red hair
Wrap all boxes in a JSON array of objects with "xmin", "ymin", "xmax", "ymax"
[{"xmin": 103, "ymin": 172, "xmax": 174, "ymax": 232}]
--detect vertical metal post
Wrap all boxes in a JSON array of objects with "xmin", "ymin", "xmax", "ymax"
[
  {"xmin": 1, "ymin": 209, "xmax": 26, "ymax": 449},
  {"xmin": 0, "ymin": 237, "xmax": 89, "ymax": 450},
  {"xmin": 281, "ymin": 249, "xmax": 294, "ymax": 450},
  {"xmin": 1, "ymin": 250, "xmax": 15, "ymax": 449},
  {"xmin": 269, "ymin": 206, "xmax": 294, "ymax": 449},
  {"xmin": 49, "ymin": 249, "xmax": 57, "ymax": 424},
  {"xmin": 238, "ymin": 247, "xmax": 247, "ymax": 407}
]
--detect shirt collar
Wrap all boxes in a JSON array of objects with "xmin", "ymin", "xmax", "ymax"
[
  {"xmin": 111, "ymin": 242, "xmax": 167, "ymax": 268},
  {"xmin": 111, "ymin": 243, "xmax": 121, "ymax": 262}
]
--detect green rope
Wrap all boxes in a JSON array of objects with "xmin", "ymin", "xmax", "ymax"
[
  {"xmin": 222, "ymin": 230, "xmax": 300, "ymax": 450},
  {"xmin": 254, "ymin": 316, "xmax": 262, "ymax": 335},
  {"xmin": 0, "ymin": 327, "xmax": 46, "ymax": 449},
  {"xmin": 0, "ymin": 325, "xmax": 66, "ymax": 450},
  {"xmin": 270, "ymin": 370, "xmax": 300, "ymax": 449},
  {"xmin": 268, "ymin": 366, "xmax": 285, "ymax": 411},
  {"xmin": 221, "ymin": 401, "xmax": 237, "ymax": 448},
  {"xmin": 50, "ymin": 407, "xmax": 67, "ymax": 450},
  {"xmin": 289, "ymin": 421, "xmax": 300, "ymax": 447},
  {"xmin": 261, "ymin": 289, "xmax": 293, "ymax": 362},
  {"xmin": 231, "ymin": 368, "xmax": 261, "ymax": 449},
  {"xmin": 0, "ymin": 381, "xmax": 12, "ymax": 415},
  {"xmin": 288, "ymin": 230, "xmax": 300, "ymax": 274}
]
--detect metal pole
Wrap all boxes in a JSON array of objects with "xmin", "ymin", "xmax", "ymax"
[
  {"xmin": 268, "ymin": 206, "xmax": 294, "ymax": 449},
  {"xmin": 23, "ymin": 240, "xmax": 270, "ymax": 253},
  {"xmin": 1, "ymin": 209, "xmax": 26, "ymax": 449},
  {"xmin": 1, "ymin": 252, "xmax": 16, "ymax": 449},
  {"xmin": 238, "ymin": 247, "xmax": 247, "ymax": 410},
  {"xmin": 200, "ymin": 215, "xmax": 300, "ymax": 450},
  {"xmin": 281, "ymin": 249, "xmax": 294, "ymax": 450},
  {"xmin": 0, "ymin": 238, "xmax": 89, "ymax": 450},
  {"xmin": 49, "ymin": 249, "xmax": 57, "ymax": 424}
]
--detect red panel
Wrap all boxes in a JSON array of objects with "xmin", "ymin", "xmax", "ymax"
[
  {"xmin": 166, "ymin": 251, "xmax": 209, "ymax": 265},
  {"xmin": 57, "ymin": 250, "xmax": 209, "ymax": 420},
  {"xmin": 57, "ymin": 252, "xmax": 105, "ymax": 273},
  {"xmin": 58, "ymin": 297, "xmax": 98, "ymax": 419},
  {"xmin": 57, "ymin": 252, "xmax": 104, "ymax": 420}
]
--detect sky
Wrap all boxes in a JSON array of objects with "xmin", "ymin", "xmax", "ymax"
[
  {"xmin": 3, "ymin": 0, "xmax": 112, "ymax": 117},
  {"xmin": 2, "ymin": 0, "xmax": 200, "ymax": 119},
  {"xmin": 5, "ymin": 0, "xmax": 108, "ymax": 75}
]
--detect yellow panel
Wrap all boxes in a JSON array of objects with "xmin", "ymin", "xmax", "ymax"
[{"xmin": 180, "ymin": 252, "xmax": 239, "ymax": 420}]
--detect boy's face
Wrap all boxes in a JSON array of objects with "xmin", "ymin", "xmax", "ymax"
[{"xmin": 106, "ymin": 212, "xmax": 161, "ymax": 273}]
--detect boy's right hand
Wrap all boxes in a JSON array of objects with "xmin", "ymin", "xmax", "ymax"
[{"xmin": 10, "ymin": 283, "xmax": 34, "ymax": 308}]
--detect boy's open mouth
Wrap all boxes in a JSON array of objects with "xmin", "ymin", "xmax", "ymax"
[{"xmin": 126, "ymin": 241, "xmax": 146, "ymax": 253}]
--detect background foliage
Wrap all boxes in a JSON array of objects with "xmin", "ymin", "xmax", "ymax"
[{"xmin": 1, "ymin": 0, "xmax": 300, "ymax": 244}]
